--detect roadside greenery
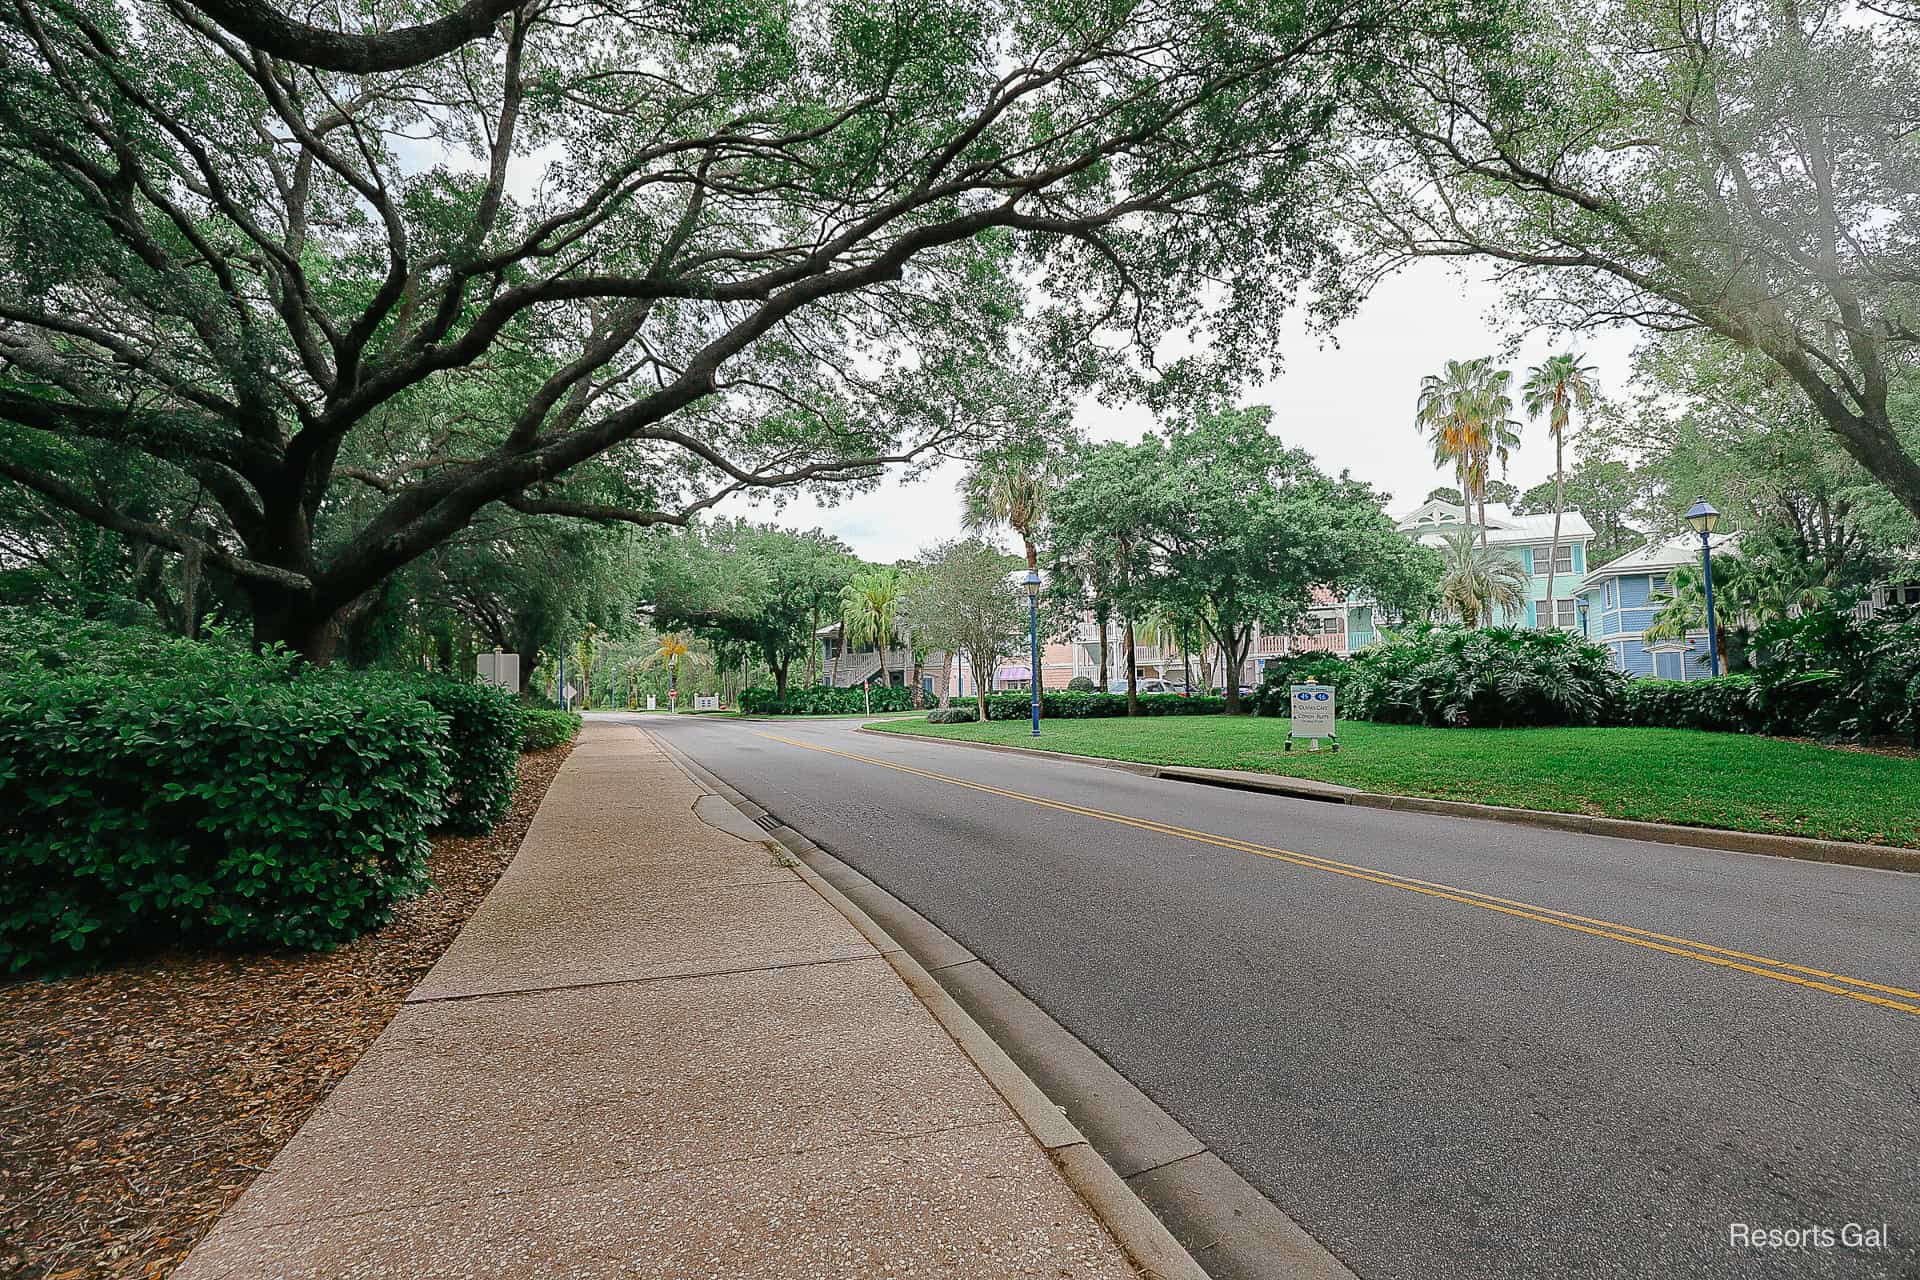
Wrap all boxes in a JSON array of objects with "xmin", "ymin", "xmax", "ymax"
[
  {"xmin": 740, "ymin": 684, "xmax": 917, "ymax": 716},
  {"xmin": 902, "ymin": 539, "xmax": 1031, "ymax": 722},
  {"xmin": 871, "ymin": 717, "xmax": 1920, "ymax": 847},
  {"xmin": 1048, "ymin": 405, "xmax": 1441, "ymax": 714},
  {"xmin": 0, "ymin": 610, "xmax": 542, "ymax": 972},
  {"xmin": 1, "ymin": 638, "xmax": 450, "ymax": 973},
  {"xmin": 520, "ymin": 710, "xmax": 583, "ymax": 752}
]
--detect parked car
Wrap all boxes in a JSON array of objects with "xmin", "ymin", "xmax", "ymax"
[{"xmin": 1107, "ymin": 678, "xmax": 1179, "ymax": 695}]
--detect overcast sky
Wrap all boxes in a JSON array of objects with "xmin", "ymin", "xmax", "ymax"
[{"xmin": 720, "ymin": 260, "xmax": 1643, "ymax": 563}]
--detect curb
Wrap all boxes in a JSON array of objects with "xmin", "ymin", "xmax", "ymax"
[
  {"xmin": 855, "ymin": 727, "xmax": 1920, "ymax": 874},
  {"xmin": 647, "ymin": 731, "xmax": 1355, "ymax": 1280}
]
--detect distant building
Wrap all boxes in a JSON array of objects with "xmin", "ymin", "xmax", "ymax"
[
  {"xmin": 1395, "ymin": 498, "xmax": 1595, "ymax": 630},
  {"xmin": 1573, "ymin": 532, "xmax": 1737, "ymax": 679}
]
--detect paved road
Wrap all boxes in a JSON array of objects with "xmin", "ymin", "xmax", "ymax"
[{"xmin": 626, "ymin": 714, "xmax": 1919, "ymax": 1280}]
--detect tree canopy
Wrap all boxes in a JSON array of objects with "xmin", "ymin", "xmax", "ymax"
[
  {"xmin": 646, "ymin": 520, "xmax": 856, "ymax": 698},
  {"xmin": 0, "ymin": 0, "xmax": 1483, "ymax": 661},
  {"xmin": 1052, "ymin": 405, "xmax": 1440, "ymax": 712},
  {"xmin": 1343, "ymin": 0, "xmax": 1920, "ymax": 523}
]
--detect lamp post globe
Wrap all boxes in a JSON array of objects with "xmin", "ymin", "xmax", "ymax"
[
  {"xmin": 1685, "ymin": 497, "xmax": 1722, "ymax": 676},
  {"xmin": 1024, "ymin": 569, "xmax": 1042, "ymax": 737}
]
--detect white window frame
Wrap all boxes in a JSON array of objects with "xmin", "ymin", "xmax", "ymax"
[{"xmin": 1531, "ymin": 543, "xmax": 1575, "ymax": 575}]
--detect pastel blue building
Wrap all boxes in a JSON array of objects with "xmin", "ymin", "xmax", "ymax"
[
  {"xmin": 1575, "ymin": 533, "xmax": 1737, "ymax": 678},
  {"xmin": 1396, "ymin": 499, "xmax": 1594, "ymax": 630}
]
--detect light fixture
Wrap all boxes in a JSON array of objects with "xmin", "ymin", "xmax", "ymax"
[{"xmin": 1684, "ymin": 497, "xmax": 1720, "ymax": 536}]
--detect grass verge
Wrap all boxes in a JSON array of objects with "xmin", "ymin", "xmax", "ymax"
[{"xmin": 865, "ymin": 716, "xmax": 1920, "ymax": 848}]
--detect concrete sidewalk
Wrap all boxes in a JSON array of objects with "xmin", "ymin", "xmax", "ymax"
[{"xmin": 175, "ymin": 721, "xmax": 1138, "ymax": 1279}]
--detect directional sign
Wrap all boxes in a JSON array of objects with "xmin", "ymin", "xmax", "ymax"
[
  {"xmin": 563, "ymin": 683, "xmax": 579, "ymax": 702},
  {"xmin": 1290, "ymin": 684, "xmax": 1335, "ymax": 737}
]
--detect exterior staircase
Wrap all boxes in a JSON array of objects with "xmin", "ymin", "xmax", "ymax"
[{"xmin": 828, "ymin": 649, "xmax": 885, "ymax": 688}]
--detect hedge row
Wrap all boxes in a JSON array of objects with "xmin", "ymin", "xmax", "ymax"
[
  {"xmin": 1617, "ymin": 676, "xmax": 1767, "ymax": 734},
  {"xmin": 1248, "ymin": 610, "xmax": 1919, "ymax": 741},
  {"xmin": 0, "ymin": 611, "xmax": 530, "ymax": 973},
  {"xmin": 352, "ymin": 672, "xmax": 522, "ymax": 834},
  {"xmin": 1, "ymin": 665, "xmax": 450, "ymax": 974},
  {"xmin": 979, "ymin": 690, "xmax": 1229, "ymax": 719},
  {"xmin": 740, "ymin": 683, "xmax": 917, "ymax": 714},
  {"xmin": 521, "ymin": 708, "xmax": 582, "ymax": 751}
]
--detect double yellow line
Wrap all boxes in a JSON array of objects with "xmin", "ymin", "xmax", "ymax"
[{"xmin": 755, "ymin": 731, "xmax": 1920, "ymax": 1017}]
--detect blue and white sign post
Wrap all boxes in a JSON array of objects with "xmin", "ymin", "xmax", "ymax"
[{"xmin": 1284, "ymin": 679, "xmax": 1338, "ymax": 752}]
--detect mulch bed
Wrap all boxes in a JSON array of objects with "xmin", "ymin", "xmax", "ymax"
[{"xmin": 0, "ymin": 743, "xmax": 573, "ymax": 1280}]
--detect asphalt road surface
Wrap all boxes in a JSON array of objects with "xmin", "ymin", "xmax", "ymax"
[{"xmin": 627, "ymin": 713, "xmax": 1919, "ymax": 1280}]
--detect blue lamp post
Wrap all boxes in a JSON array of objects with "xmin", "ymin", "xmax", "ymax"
[
  {"xmin": 1684, "ymin": 496, "xmax": 1722, "ymax": 676},
  {"xmin": 1024, "ymin": 569, "xmax": 1042, "ymax": 737}
]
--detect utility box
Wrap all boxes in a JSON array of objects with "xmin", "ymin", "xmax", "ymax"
[{"xmin": 476, "ymin": 651, "xmax": 520, "ymax": 692}]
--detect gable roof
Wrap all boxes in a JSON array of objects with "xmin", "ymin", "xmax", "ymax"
[
  {"xmin": 1395, "ymin": 499, "xmax": 1595, "ymax": 547},
  {"xmin": 1579, "ymin": 531, "xmax": 1740, "ymax": 588}
]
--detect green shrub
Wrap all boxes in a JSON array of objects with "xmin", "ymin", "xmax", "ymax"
[
  {"xmin": 0, "ymin": 605, "xmax": 297, "ymax": 682},
  {"xmin": 0, "ymin": 662, "xmax": 449, "ymax": 974},
  {"xmin": 925, "ymin": 707, "xmax": 977, "ymax": 724},
  {"xmin": 1066, "ymin": 675, "xmax": 1096, "ymax": 692},
  {"xmin": 740, "ymin": 683, "xmax": 917, "ymax": 714},
  {"xmin": 1618, "ymin": 676, "xmax": 1765, "ymax": 734},
  {"xmin": 1251, "ymin": 654, "xmax": 1350, "ymax": 717},
  {"xmin": 1349, "ymin": 625, "xmax": 1626, "ymax": 728},
  {"xmin": 978, "ymin": 690, "xmax": 1228, "ymax": 719},
  {"xmin": 1748, "ymin": 606, "xmax": 1920, "ymax": 743},
  {"xmin": 521, "ymin": 708, "xmax": 582, "ymax": 751},
  {"xmin": 354, "ymin": 673, "xmax": 521, "ymax": 835}
]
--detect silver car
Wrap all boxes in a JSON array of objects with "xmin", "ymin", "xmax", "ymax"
[{"xmin": 1107, "ymin": 677, "xmax": 1180, "ymax": 695}]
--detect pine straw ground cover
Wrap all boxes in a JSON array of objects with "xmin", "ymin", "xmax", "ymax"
[{"xmin": 0, "ymin": 742, "xmax": 572, "ymax": 1280}]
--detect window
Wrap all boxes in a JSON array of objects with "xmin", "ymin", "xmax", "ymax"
[
  {"xmin": 1650, "ymin": 574, "xmax": 1671, "ymax": 598},
  {"xmin": 1531, "ymin": 544, "xmax": 1575, "ymax": 575},
  {"xmin": 1317, "ymin": 615, "xmax": 1342, "ymax": 634},
  {"xmin": 1605, "ymin": 580, "xmax": 1616, "ymax": 608},
  {"xmin": 1533, "ymin": 598, "xmax": 1578, "ymax": 629}
]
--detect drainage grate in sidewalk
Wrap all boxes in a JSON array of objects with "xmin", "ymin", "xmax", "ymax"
[{"xmin": 752, "ymin": 812, "xmax": 781, "ymax": 833}]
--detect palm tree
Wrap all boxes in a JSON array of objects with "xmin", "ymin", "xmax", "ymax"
[
  {"xmin": 1522, "ymin": 353, "xmax": 1600, "ymax": 622},
  {"xmin": 1416, "ymin": 357, "xmax": 1520, "ymax": 548},
  {"xmin": 1646, "ymin": 553, "xmax": 1774, "ymax": 670},
  {"xmin": 646, "ymin": 632, "xmax": 693, "ymax": 707},
  {"xmin": 839, "ymin": 568, "xmax": 904, "ymax": 686},
  {"xmin": 963, "ymin": 445, "xmax": 1063, "ymax": 573},
  {"xmin": 1437, "ymin": 528, "xmax": 1530, "ymax": 627}
]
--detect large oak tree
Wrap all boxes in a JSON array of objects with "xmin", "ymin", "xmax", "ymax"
[{"xmin": 0, "ymin": 0, "xmax": 1481, "ymax": 661}]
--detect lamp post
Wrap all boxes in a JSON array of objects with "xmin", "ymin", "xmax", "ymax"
[
  {"xmin": 1025, "ymin": 569, "xmax": 1042, "ymax": 737},
  {"xmin": 1684, "ymin": 496, "xmax": 1722, "ymax": 676}
]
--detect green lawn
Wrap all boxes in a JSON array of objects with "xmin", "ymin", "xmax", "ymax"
[{"xmin": 865, "ymin": 716, "xmax": 1920, "ymax": 848}]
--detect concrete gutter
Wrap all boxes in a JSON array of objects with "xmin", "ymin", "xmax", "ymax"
[
  {"xmin": 856, "ymin": 727, "xmax": 1920, "ymax": 875},
  {"xmin": 650, "ymin": 733, "xmax": 1354, "ymax": 1280}
]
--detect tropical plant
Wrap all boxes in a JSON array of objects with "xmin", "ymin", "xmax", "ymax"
[
  {"xmin": 839, "ymin": 569, "xmax": 905, "ymax": 687},
  {"xmin": 1749, "ymin": 606, "xmax": 1920, "ymax": 743},
  {"xmin": 1347, "ymin": 625, "xmax": 1626, "ymax": 727},
  {"xmin": 1644, "ymin": 553, "xmax": 1759, "ymax": 670},
  {"xmin": 646, "ymin": 633, "xmax": 696, "ymax": 704},
  {"xmin": 963, "ymin": 438, "xmax": 1070, "ymax": 574},
  {"xmin": 1522, "ymin": 353, "xmax": 1601, "ymax": 615},
  {"xmin": 1415, "ymin": 358, "xmax": 1520, "ymax": 546},
  {"xmin": 1435, "ymin": 528, "xmax": 1529, "ymax": 627}
]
